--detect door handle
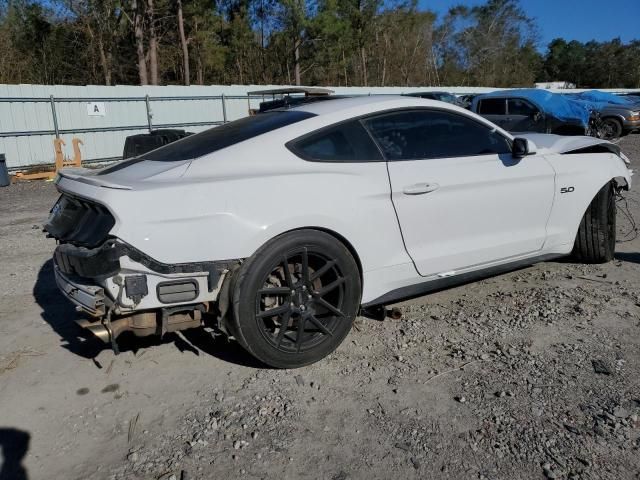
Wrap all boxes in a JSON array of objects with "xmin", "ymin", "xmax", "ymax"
[{"xmin": 402, "ymin": 183, "xmax": 440, "ymax": 195}]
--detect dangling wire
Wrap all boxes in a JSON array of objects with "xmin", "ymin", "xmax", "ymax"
[{"xmin": 615, "ymin": 190, "xmax": 638, "ymax": 243}]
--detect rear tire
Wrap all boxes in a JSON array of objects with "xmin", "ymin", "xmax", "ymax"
[
  {"xmin": 601, "ymin": 118, "xmax": 623, "ymax": 140},
  {"xmin": 230, "ymin": 230, "xmax": 361, "ymax": 368},
  {"xmin": 573, "ymin": 182, "xmax": 616, "ymax": 263}
]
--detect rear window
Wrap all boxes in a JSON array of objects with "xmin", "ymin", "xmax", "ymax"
[
  {"xmin": 137, "ymin": 110, "xmax": 315, "ymax": 162},
  {"xmin": 478, "ymin": 98, "xmax": 506, "ymax": 115}
]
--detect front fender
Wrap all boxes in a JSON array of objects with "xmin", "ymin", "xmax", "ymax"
[{"xmin": 543, "ymin": 152, "xmax": 631, "ymax": 251}]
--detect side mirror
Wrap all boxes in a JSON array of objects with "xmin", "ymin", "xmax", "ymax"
[
  {"xmin": 512, "ymin": 137, "xmax": 536, "ymax": 158},
  {"xmin": 532, "ymin": 111, "xmax": 542, "ymax": 122}
]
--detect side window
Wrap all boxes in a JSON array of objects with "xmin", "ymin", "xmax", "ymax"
[
  {"xmin": 508, "ymin": 99, "xmax": 538, "ymax": 116},
  {"xmin": 478, "ymin": 98, "xmax": 506, "ymax": 115},
  {"xmin": 288, "ymin": 120, "xmax": 382, "ymax": 162},
  {"xmin": 362, "ymin": 109, "xmax": 512, "ymax": 161}
]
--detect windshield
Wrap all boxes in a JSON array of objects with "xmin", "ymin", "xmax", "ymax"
[{"xmin": 137, "ymin": 110, "xmax": 315, "ymax": 163}]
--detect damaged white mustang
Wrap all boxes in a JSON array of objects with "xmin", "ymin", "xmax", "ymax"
[{"xmin": 45, "ymin": 96, "xmax": 632, "ymax": 368}]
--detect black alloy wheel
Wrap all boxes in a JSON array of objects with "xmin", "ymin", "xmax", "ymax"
[{"xmin": 229, "ymin": 230, "xmax": 361, "ymax": 368}]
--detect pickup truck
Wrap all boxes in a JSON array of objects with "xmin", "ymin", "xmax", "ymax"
[
  {"xmin": 470, "ymin": 90, "xmax": 589, "ymax": 136},
  {"xmin": 471, "ymin": 89, "xmax": 640, "ymax": 139}
]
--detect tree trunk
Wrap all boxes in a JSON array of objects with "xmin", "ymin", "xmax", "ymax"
[
  {"xmin": 342, "ymin": 49, "xmax": 348, "ymax": 86},
  {"xmin": 294, "ymin": 38, "xmax": 301, "ymax": 86},
  {"xmin": 360, "ymin": 46, "xmax": 368, "ymax": 86},
  {"xmin": 236, "ymin": 58, "xmax": 243, "ymax": 84},
  {"xmin": 133, "ymin": 0, "xmax": 148, "ymax": 85},
  {"xmin": 97, "ymin": 37, "xmax": 112, "ymax": 86},
  {"xmin": 147, "ymin": 0, "xmax": 159, "ymax": 85},
  {"xmin": 196, "ymin": 53, "xmax": 204, "ymax": 85},
  {"xmin": 177, "ymin": 0, "xmax": 190, "ymax": 86}
]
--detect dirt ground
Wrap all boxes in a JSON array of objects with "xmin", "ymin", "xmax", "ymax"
[{"xmin": 1, "ymin": 136, "xmax": 639, "ymax": 480}]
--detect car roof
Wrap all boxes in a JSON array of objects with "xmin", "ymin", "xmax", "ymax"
[
  {"xmin": 405, "ymin": 91, "xmax": 452, "ymax": 96},
  {"xmin": 288, "ymin": 94, "xmax": 450, "ymax": 116},
  {"xmin": 274, "ymin": 95, "xmax": 513, "ymax": 142}
]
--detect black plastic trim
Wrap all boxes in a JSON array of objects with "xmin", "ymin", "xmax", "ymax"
[
  {"xmin": 54, "ymin": 238, "xmax": 240, "ymax": 292},
  {"xmin": 156, "ymin": 279, "xmax": 200, "ymax": 304},
  {"xmin": 361, "ymin": 253, "xmax": 564, "ymax": 308},
  {"xmin": 45, "ymin": 193, "xmax": 116, "ymax": 248},
  {"xmin": 54, "ymin": 241, "xmax": 122, "ymax": 278}
]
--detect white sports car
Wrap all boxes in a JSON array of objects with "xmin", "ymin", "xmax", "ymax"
[{"xmin": 45, "ymin": 96, "xmax": 632, "ymax": 368}]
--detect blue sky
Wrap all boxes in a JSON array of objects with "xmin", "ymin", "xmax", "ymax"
[{"xmin": 419, "ymin": 0, "xmax": 640, "ymax": 48}]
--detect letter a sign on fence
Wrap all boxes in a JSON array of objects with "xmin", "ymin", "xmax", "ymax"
[{"xmin": 87, "ymin": 102, "xmax": 106, "ymax": 116}]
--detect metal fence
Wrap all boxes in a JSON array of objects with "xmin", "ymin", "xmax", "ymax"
[
  {"xmin": 0, "ymin": 84, "xmax": 271, "ymax": 170},
  {"xmin": 0, "ymin": 84, "xmax": 635, "ymax": 170}
]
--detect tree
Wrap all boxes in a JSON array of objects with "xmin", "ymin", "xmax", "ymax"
[
  {"xmin": 0, "ymin": 0, "xmax": 636, "ymax": 88},
  {"xmin": 437, "ymin": 0, "xmax": 541, "ymax": 87},
  {"xmin": 66, "ymin": 0, "xmax": 123, "ymax": 85},
  {"xmin": 275, "ymin": 0, "xmax": 309, "ymax": 85},
  {"xmin": 176, "ymin": 0, "xmax": 190, "ymax": 85}
]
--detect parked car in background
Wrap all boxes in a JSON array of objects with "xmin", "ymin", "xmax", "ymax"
[
  {"xmin": 566, "ymin": 91, "xmax": 640, "ymax": 139},
  {"xmin": 470, "ymin": 89, "xmax": 591, "ymax": 136},
  {"xmin": 123, "ymin": 129, "xmax": 193, "ymax": 159},
  {"xmin": 46, "ymin": 96, "xmax": 631, "ymax": 368},
  {"xmin": 404, "ymin": 91, "xmax": 463, "ymax": 106},
  {"xmin": 615, "ymin": 91, "xmax": 640, "ymax": 104}
]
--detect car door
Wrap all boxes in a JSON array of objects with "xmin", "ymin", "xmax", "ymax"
[
  {"xmin": 476, "ymin": 98, "xmax": 508, "ymax": 128},
  {"xmin": 362, "ymin": 108, "xmax": 556, "ymax": 278},
  {"xmin": 507, "ymin": 98, "xmax": 545, "ymax": 132}
]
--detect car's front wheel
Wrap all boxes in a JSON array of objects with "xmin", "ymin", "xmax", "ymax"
[
  {"xmin": 229, "ymin": 229, "xmax": 361, "ymax": 368},
  {"xmin": 573, "ymin": 182, "xmax": 616, "ymax": 263},
  {"xmin": 601, "ymin": 117, "xmax": 623, "ymax": 140}
]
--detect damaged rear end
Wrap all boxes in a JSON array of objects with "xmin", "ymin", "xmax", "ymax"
[{"xmin": 45, "ymin": 168, "xmax": 234, "ymax": 352}]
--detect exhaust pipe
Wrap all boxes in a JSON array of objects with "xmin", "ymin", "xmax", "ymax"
[{"xmin": 76, "ymin": 308, "xmax": 203, "ymax": 347}]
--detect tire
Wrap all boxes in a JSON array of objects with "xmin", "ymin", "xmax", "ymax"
[
  {"xmin": 230, "ymin": 229, "xmax": 361, "ymax": 368},
  {"xmin": 601, "ymin": 118, "xmax": 623, "ymax": 140},
  {"xmin": 573, "ymin": 182, "xmax": 616, "ymax": 263}
]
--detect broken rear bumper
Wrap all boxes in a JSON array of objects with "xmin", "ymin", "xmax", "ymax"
[
  {"xmin": 53, "ymin": 239, "xmax": 237, "ymax": 315},
  {"xmin": 54, "ymin": 266, "xmax": 107, "ymax": 317}
]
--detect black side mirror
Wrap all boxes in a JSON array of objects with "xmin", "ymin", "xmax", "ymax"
[{"xmin": 512, "ymin": 137, "xmax": 529, "ymax": 158}]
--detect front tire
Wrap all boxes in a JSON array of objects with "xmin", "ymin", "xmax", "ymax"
[
  {"xmin": 230, "ymin": 230, "xmax": 361, "ymax": 368},
  {"xmin": 573, "ymin": 182, "xmax": 616, "ymax": 263},
  {"xmin": 601, "ymin": 118, "xmax": 623, "ymax": 140}
]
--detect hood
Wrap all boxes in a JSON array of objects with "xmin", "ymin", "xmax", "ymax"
[{"xmin": 517, "ymin": 133, "xmax": 630, "ymax": 165}]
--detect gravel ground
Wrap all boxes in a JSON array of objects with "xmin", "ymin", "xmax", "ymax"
[{"xmin": 1, "ymin": 135, "xmax": 639, "ymax": 480}]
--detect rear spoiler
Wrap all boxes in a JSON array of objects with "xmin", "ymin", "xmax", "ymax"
[{"xmin": 56, "ymin": 168, "xmax": 132, "ymax": 190}]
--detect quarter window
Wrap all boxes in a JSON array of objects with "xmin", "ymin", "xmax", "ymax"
[
  {"xmin": 362, "ymin": 109, "xmax": 512, "ymax": 160},
  {"xmin": 478, "ymin": 98, "xmax": 506, "ymax": 115},
  {"xmin": 288, "ymin": 120, "xmax": 383, "ymax": 162}
]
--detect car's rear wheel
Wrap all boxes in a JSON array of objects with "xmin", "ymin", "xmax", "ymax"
[
  {"xmin": 573, "ymin": 182, "xmax": 616, "ymax": 263},
  {"xmin": 601, "ymin": 118, "xmax": 623, "ymax": 140},
  {"xmin": 229, "ymin": 230, "xmax": 361, "ymax": 368}
]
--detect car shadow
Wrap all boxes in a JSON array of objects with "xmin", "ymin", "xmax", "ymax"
[
  {"xmin": 615, "ymin": 252, "xmax": 640, "ymax": 264},
  {"xmin": 33, "ymin": 260, "xmax": 104, "ymax": 359},
  {"xmin": 33, "ymin": 260, "xmax": 263, "ymax": 368},
  {"xmin": 0, "ymin": 428, "xmax": 30, "ymax": 480}
]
